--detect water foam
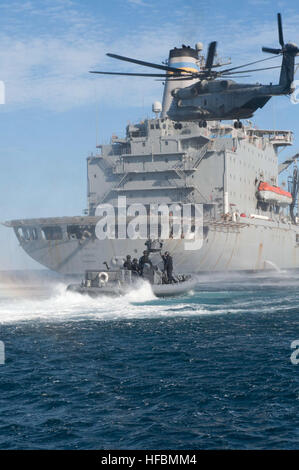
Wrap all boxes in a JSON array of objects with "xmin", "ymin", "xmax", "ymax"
[
  {"xmin": 1, "ymin": 268, "xmax": 297, "ymax": 324},
  {"xmin": 0, "ymin": 280, "xmax": 208, "ymax": 324}
]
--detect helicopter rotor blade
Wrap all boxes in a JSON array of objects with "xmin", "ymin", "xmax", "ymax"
[
  {"xmin": 106, "ymin": 53, "xmax": 188, "ymax": 74},
  {"xmin": 221, "ymin": 75, "xmax": 252, "ymax": 78},
  {"xmin": 262, "ymin": 47, "xmax": 281, "ymax": 54},
  {"xmin": 221, "ymin": 64, "xmax": 282, "ymax": 75},
  {"xmin": 164, "ymin": 74, "xmax": 252, "ymax": 80},
  {"xmin": 89, "ymin": 71, "xmax": 183, "ymax": 77},
  {"xmin": 155, "ymin": 76, "xmax": 195, "ymax": 81},
  {"xmin": 278, "ymin": 13, "xmax": 284, "ymax": 48},
  {"xmin": 204, "ymin": 41, "xmax": 217, "ymax": 70},
  {"xmin": 218, "ymin": 54, "xmax": 281, "ymax": 74}
]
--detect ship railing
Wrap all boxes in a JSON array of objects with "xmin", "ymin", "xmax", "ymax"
[
  {"xmin": 246, "ymin": 129, "xmax": 293, "ymax": 147},
  {"xmin": 113, "ymin": 153, "xmax": 195, "ymax": 175}
]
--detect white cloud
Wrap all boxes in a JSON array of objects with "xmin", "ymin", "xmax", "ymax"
[{"xmin": 127, "ymin": 0, "xmax": 149, "ymax": 6}]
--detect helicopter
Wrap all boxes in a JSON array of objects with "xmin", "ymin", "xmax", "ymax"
[{"xmin": 90, "ymin": 13, "xmax": 299, "ymax": 128}]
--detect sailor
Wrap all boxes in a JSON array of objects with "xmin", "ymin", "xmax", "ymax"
[
  {"xmin": 139, "ymin": 250, "xmax": 152, "ymax": 276},
  {"xmin": 131, "ymin": 258, "xmax": 140, "ymax": 276},
  {"xmin": 161, "ymin": 251, "xmax": 176, "ymax": 283},
  {"xmin": 123, "ymin": 255, "xmax": 132, "ymax": 270}
]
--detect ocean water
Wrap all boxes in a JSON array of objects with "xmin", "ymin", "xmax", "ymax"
[{"xmin": 0, "ymin": 269, "xmax": 298, "ymax": 450}]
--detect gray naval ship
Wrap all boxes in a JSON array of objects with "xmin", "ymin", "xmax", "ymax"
[{"xmin": 4, "ymin": 44, "xmax": 299, "ymax": 275}]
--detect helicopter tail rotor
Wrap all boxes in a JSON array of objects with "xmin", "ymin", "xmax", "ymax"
[
  {"xmin": 262, "ymin": 13, "xmax": 299, "ymax": 90},
  {"xmin": 262, "ymin": 13, "xmax": 284, "ymax": 54},
  {"xmin": 262, "ymin": 13, "xmax": 299, "ymax": 55}
]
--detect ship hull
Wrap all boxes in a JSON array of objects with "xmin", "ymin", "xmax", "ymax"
[{"xmin": 10, "ymin": 217, "xmax": 299, "ymax": 275}]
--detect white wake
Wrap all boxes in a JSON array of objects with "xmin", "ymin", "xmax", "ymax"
[{"xmin": 0, "ymin": 280, "xmax": 203, "ymax": 324}]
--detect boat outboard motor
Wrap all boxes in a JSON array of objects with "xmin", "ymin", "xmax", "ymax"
[{"xmin": 290, "ymin": 167, "xmax": 299, "ymax": 224}]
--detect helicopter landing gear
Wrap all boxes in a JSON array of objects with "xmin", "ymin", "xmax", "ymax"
[
  {"xmin": 234, "ymin": 120, "xmax": 243, "ymax": 129},
  {"xmin": 198, "ymin": 120, "xmax": 207, "ymax": 128}
]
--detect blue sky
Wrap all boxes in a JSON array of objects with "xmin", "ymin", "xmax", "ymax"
[{"xmin": 0, "ymin": 0, "xmax": 298, "ymax": 269}]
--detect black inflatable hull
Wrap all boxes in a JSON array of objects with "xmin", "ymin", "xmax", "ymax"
[{"xmin": 67, "ymin": 278, "xmax": 197, "ymax": 298}]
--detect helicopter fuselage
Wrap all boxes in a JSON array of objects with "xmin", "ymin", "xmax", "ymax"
[{"xmin": 168, "ymin": 80, "xmax": 290, "ymax": 121}]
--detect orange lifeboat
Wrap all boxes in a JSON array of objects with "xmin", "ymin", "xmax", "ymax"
[{"xmin": 257, "ymin": 182, "xmax": 292, "ymax": 205}]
